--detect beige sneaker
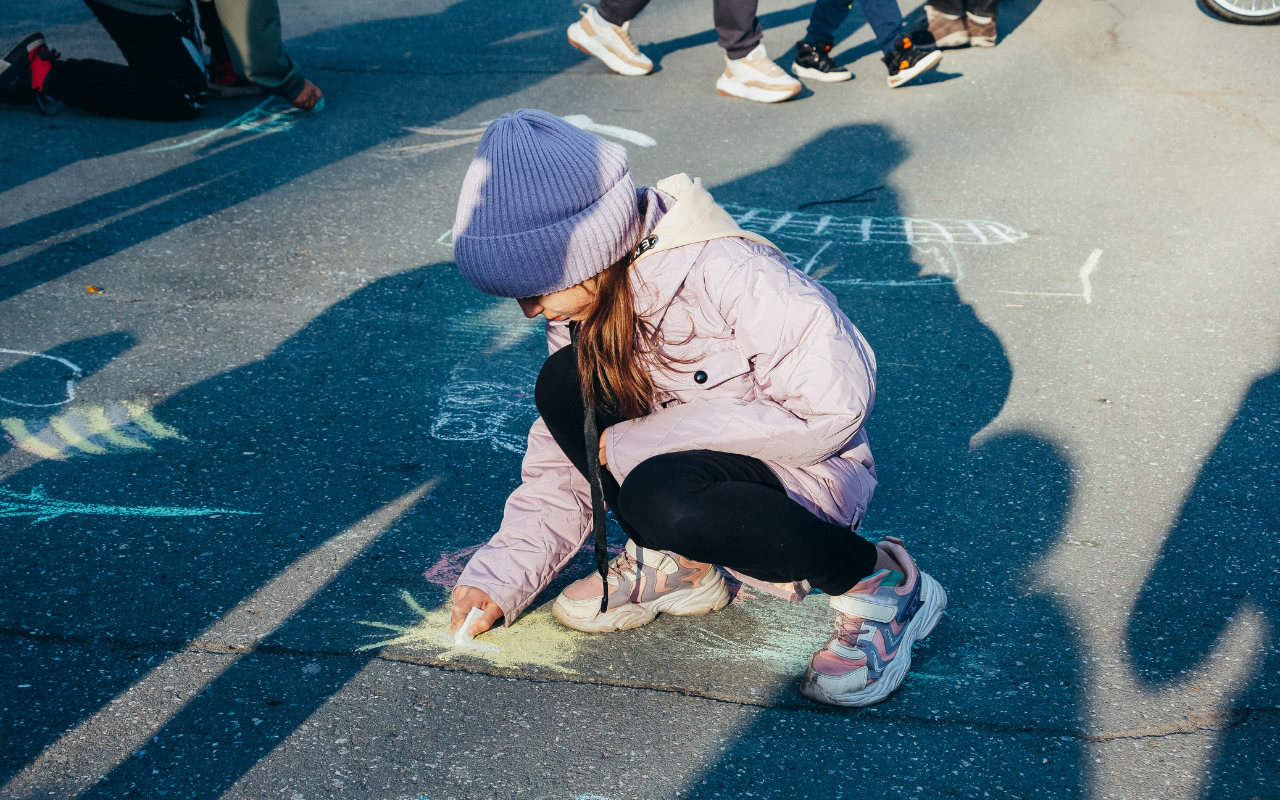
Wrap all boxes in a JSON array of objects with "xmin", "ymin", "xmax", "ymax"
[
  {"xmin": 966, "ymin": 11, "xmax": 997, "ymax": 47},
  {"xmin": 922, "ymin": 4, "xmax": 969, "ymax": 48},
  {"xmin": 567, "ymin": 4, "xmax": 653, "ymax": 77},
  {"xmin": 552, "ymin": 540, "xmax": 730, "ymax": 633},
  {"xmin": 715, "ymin": 43, "xmax": 802, "ymax": 104}
]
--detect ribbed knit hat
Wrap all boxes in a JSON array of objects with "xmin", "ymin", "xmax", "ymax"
[{"xmin": 453, "ymin": 110, "xmax": 640, "ymax": 298}]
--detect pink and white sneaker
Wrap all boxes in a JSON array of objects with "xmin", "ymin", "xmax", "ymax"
[
  {"xmin": 552, "ymin": 540, "xmax": 730, "ymax": 633},
  {"xmin": 800, "ymin": 536, "xmax": 947, "ymax": 707}
]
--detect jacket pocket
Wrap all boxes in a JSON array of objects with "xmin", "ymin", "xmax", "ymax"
[{"xmin": 657, "ymin": 346, "xmax": 753, "ymax": 393}]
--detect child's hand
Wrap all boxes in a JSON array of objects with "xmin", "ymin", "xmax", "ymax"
[{"xmin": 450, "ymin": 585, "xmax": 502, "ymax": 636}]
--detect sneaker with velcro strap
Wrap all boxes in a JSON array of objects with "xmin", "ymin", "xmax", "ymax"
[
  {"xmin": 800, "ymin": 536, "xmax": 947, "ymax": 707},
  {"xmin": 552, "ymin": 539, "xmax": 730, "ymax": 633}
]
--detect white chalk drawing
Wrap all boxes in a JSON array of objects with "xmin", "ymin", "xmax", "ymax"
[
  {"xmin": 429, "ymin": 364, "xmax": 540, "ymax": 454},
  {"xmin": 721, "ymin": 205, "xmax": 1028, "ymax": 286},
  {"xmin": 0, "ymin": 485, "xmax": 256, "ymax": 523},
  {"xmin": 560, "ymin": 115, "xmax": 656, "ymax": 147},
  {"xmin": 378, "ymin": 114, "xmax": 656, "ymax": 158},
  {"xmin": 997, "ymin": 248, "xmax": 1103, "ymax": 304},
  {"xmin": 145, "ymin": 96, "xmax": 325, "ymax": 153},
  {"xmin": 0, "ymin": 350, "xmax": 81, "ymax": 408},
  {"xmin": 3, "ymin": 400, "xmax": 185, "ymax": 461}
]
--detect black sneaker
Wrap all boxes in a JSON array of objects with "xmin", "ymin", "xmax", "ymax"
[
  {"xmin": 882, "ymin": 34, "xmax": 941, "ymax": 88},
  {"xmin": 791, "ymin": 41, "xmax": 852, "ymax": 83},
  {"xmin": 0, "ymin": 33, "xmax": 58, "ymax": 115}
]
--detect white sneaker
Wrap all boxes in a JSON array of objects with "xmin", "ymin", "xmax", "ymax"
[
  {"xmin": 552, "ymin": 540, "xmax": 730, "ymax": 633},
  {"xmin": 715, "ymin": 43, "xmax": 802, "ymax": 104},
  {"xmin": 567, "ymin": 4, "xmax": 653, "ymax": 77}
]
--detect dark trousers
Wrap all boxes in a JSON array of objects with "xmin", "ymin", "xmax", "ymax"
[
  {"xmin": 596, "ymin": 0, "xmax": 763, "ymax": 60},
  {"xmin": 42, "ymin": 0, "xmax": 207, "ymax": 121},
  {"xmin": 802, "ymin": 0, "xmax": 905, "ymax": 54},
  {"xmin": 534, "ymin": 345, "xmax": 878, "ymax": 596},
  {"xmin": 929, "ymin": 0, "xmax": 999, "ymax": 18}
]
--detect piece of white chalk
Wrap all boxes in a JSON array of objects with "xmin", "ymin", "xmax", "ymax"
[{"xmin": 454, "ymin": 607, "xmax": 485, "ymax": 646}]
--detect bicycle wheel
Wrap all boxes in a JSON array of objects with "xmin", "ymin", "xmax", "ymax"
[{"xmin": 1200, "ymin": 0, "xmax": 1280, "ymax": 24}]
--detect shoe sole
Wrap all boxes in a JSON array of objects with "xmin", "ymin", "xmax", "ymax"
[
  {"xmin": 714, "ymin": 74, "xmax": 801, "ymax": 104},
  {"xmin": 887, "ymin": 49, "xmax": 942, "ymax": 88},
  {"xmin": 933, "ymin": 31, "xmax": 971, "ymax": 48},
  {"xmin": 968, "ymin": 36, "xmax": 996, "ymax": 47},
  {"xmin": 552, "ymin": 568, "xmax": 731, "ymax": 633},
  {"xmin": 791, "ymin": 63, "xmax": 852, "ymax": 83},
  {"xmin": 800, "ymin": 571, "xmax": 948, "ymax": 708},
  {"xmin": 567, "ymin": 23, "xmax": 652, "ymax": 76}
]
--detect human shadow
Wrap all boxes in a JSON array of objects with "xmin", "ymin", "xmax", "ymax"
[
  {"xmin": 683, "ymin": 124, "xmax": 1082, "ymax": 796},
  {"xmin": 0, "ymin": 255, "xmax": 555, "ymax": 794},
  {"xmin": 1128, "ymin": 368, "xmax": 1280, "ymax": 797},
  {"xmin": 0, "ymin": 0, "xmax": 585, "ymax": 304},
  {"xmin": 0, "ymin": 332, "xmax": 135, "ymax": 412}
]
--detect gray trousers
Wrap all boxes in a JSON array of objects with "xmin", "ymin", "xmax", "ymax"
[
  {"xmin": 929, "ymin": 0, "xmax": 999, "ymax": 18},
  {"xmin": 596, "ymin": 0, "xmax": 763, "ymax": 59}
]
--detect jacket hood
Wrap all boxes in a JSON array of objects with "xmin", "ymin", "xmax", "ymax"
[{"xmin": 637, "ymin": 174, "xmax": 786, "ymax": 264}]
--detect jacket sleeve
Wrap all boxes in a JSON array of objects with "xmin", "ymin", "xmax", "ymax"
[
  {"xmin": 212, "ymin": 0, "xmax": 306, "ymax": 101},
  {"xmin": 605, "ymin": 245, "xmax": 876, "ymax": 481},
  {"xmin": 455, "ymin": 321, "xmax": 590, "ymax": 624}
]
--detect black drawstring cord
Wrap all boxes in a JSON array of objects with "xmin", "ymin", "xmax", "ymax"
[{"xmin": 571, "ymin": 323, "xmax": 611, "ymax": 614}]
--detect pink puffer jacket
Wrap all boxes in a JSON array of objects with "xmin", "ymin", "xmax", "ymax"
[{"xmin": 458, "ymin": 174, "xmax": 878, "ymax": 623}]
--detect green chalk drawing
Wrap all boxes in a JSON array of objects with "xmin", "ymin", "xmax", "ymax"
[
  {"xmin": 145, "ymin": 96, "xmax": 324, "ymax": 154},
  {"xmin": 0, "ymin": 485, "xmax": 258, "ymax": 523}
]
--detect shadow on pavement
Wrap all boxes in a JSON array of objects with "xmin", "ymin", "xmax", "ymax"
[
  {"xmin": 690, "ymin": 123, "xmax": 1083, "ymax": 796},
  {"xmin": 1128, "ymin": 368, "xmax": 1280, "ymax": 798}
]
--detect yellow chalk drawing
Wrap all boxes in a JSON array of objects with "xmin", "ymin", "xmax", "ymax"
[
  {"xmin": 357, "ymin": 590, "xmax": 587, "ymax": 674},
  {"xmin": 3, "ymin": 400, "xmax": 185, "ymax": 461}
]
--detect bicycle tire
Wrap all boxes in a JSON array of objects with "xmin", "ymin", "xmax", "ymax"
[{"xmin": 1199, "ymin": 0, "xmax": 1280, "ymax": 24}]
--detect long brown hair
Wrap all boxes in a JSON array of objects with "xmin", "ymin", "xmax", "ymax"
[{"xmin": 575, "ymin": 256, "xmax": 667, "ymax": 420}]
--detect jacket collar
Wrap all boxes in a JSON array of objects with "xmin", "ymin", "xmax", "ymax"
[{"xmin": 630, "ymin": 174, "xmax": 785, "ymax": 322}]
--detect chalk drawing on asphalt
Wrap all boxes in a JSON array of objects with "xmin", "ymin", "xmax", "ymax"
[
  {"xmin": 0, "ymin": 485, "xmax": 257, "ymax": 523},
  {"xmin": 3, "ymin": 400, "xmax": 185, "ymax": 461},
  {"xmin": 365, "ymin": 542, "xmax": 833, "ymax": 676},
  {"xmin": 357, "ymin": 590, "xmax": 586, "ymax": 673},
  {"xmin": 145, "ymin": 96, "xmax": 325, "ymax": 154},
  {"xmin": 377, "ymin": 114, "xmax": 656, "ymax": 158},
  {"xmin": 0, "ymin": 349, "xmax": 82, "ymax": 408},
  {"xmin": 721, "ymin": 205, "xmax": 1028, "ymax": 286},
  {"xmin": 428, "ymin": 369, "xmax": 539, "ymax": 454},
  {"xmin": 997, "ymin": 248, "xmax": 1103, "ymax": 304}
]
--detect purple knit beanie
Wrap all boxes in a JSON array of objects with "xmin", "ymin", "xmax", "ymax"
[{"xmin": 453, "ymin": 110, "xmax": 640, "ymax": 298}]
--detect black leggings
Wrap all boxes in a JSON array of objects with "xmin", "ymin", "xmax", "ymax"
[
  {"xmin": 43, "ymin": 0, "xmax": 207, "ymax": 121},
  {"xmin": 535, "ymin": 345, "xmax": 878, "ymax": 596}
]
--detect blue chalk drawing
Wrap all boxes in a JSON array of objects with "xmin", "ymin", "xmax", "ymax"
[
  {"xmin": 145, "ymin": 96, "xmax": 325, "ymax": 153},
  {"xmin": 0, "ymin": 485, "xmax": 258, "ymax": 523}
]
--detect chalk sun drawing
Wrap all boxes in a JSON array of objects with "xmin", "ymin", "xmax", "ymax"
[
  {"xmin": 3, "ymin": 400, "xmax": 184, "ymax": 461},
  {"xmin": 357, "ymin": 590, "xmax": 587, "ymax": 673},
  {"xmin": 0, "ymin": 349, "xmax": 82, "ymax": 408},
  {"xmin": 145, "ymin": 97, "xmax": 325, "ymax": 154},
  {"xmin": 377, "ymin": 114, "xmax": 655, "ymax": 158},
  {"xmin": 0, "ymin": 485, "xmax": 257, "ymax": 523}
]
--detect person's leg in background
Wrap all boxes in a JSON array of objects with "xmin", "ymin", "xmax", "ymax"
[
  {"xmin": 961, "ymin": 0, "xmax": 998, "ymax": 47},
  {"xmin": 567, "ymin": 0, "xmax": 655, "ymax": 76},
  {"xmin": 40, "ymin": 0, "xmax": 208, "ymax": 120},
  {"xmin": 197, "ymin": 0, "xmax": 265, "ymax": 96},
  {"xmin": 921, "ymin": 0, "xmax": 970, "ymax": 48},
  {"xmin": 712, "ymin": 0, "xmax": 801, "ymax": 103},
  {"xmin": 792, "ymin": 0, "xmax": 854, "ymax": 83},
  {"xmin": 923, "ymin": 0, "xmax": 997, "ymax": 47}
]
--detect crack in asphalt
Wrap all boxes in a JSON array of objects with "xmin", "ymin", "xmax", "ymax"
[{"xmin": 3, "ymin": 626, "xmax": 1261, "ymax": 743}]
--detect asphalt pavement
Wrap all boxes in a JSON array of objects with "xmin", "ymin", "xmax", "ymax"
[{"xmin": 1, "ymin": 0, "xmax": 1278, "ymax": 798}]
